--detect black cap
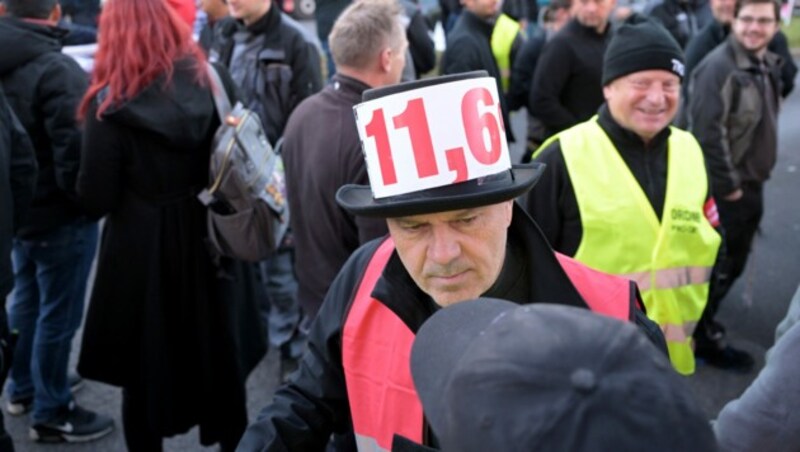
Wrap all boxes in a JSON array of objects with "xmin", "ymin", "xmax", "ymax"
[
  {"xmin": 411, "ymin": 298, "xmax": 717, "ymax": 452},
  {"xmin": 335, "ymin": 71, "xmax": 545, "ymax": 218},
  {"xmin": 602, "ymin": 15, "xmax": 685, "ymax": 85}
]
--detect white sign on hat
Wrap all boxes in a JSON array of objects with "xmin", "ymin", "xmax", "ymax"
[{"xmin": 353, "ymin": 77, "xmax": 512, "ymax": 199}]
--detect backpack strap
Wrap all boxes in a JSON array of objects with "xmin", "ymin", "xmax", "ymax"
[{"xmin": 206, "ymin": 62, "xmax": 232, "ymax": 121}]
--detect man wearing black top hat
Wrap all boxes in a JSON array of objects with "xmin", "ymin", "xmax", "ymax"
[{"xmin": 238, "ymin": 71, "xmax": 665, "ymax": 452}]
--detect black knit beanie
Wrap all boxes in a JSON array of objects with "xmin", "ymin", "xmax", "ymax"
[{"xmin": 602, "ymin": 15, "xmax": 685, "ymax": 86}]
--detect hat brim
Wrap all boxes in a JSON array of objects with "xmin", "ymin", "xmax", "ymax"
[{"xmin": 336, "ymin": 163, "xmax": 545, "ymax": 218}]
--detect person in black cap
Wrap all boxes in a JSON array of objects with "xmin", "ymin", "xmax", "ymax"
[
  {"xmin": 238, "ymin": 71, "xmax": 666, "ymax": 451},
  {"xmin": 526, "ymin": 15, "xmax": 722, "ymax": 376},
  {"xmin": 411, "ymin": 298, "xmax": 717, "ymax": 452}
]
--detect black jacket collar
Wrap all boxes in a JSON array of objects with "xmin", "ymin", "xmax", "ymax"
[
  {"xmin": 242, "ymin": 4, "xmax": 280, "ymax": 35},
  {"xmin": 330, "ymin": 73, "xmax": 370, "ymax": 102},
  {"xmin": 372, "ymin": 204, "xmax": 590, "ymax": 333},
  {"xmin": 0, "ymin": 18, "xmax": 66, "ymax": 74},
  {"xmin": 597, "ymin": 104, "xmax": 672, "ymax": 149},
  {"xmin": 564, "ymin": 17, "xmax": 611, "ymax": 38},
  {"xmin": 461, "ymin": 10, "xmax": 495, "ymax": 39}
]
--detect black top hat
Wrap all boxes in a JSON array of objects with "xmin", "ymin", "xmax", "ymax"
[{"xmin": 335, "ymin": 71, "xmax": 545, "ymax": 218}]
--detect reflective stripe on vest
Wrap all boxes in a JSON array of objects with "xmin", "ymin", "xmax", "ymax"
[
  {"xmin": 491, "ymin": 14, "xmax": 519, "ymax": 92},
  {"xmin": 342, "ymin": 237, "xmax": 634, "ymax": 450},
  {"xmin": 556, "ymin": 119, "xmax": 721, "ymax": 375}
]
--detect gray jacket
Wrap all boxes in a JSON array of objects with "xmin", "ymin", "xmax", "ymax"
[
  {"xmin": 687, "ymin": 34, "xmax": 781, "ymax": 197},
  {"xmin": 714, "ymin": 305, "xmax": 800, "ymax": 451}
]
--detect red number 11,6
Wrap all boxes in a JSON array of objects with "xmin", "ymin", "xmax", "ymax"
[{"xmin": 364, "ymin": 87, "xmax": 503, "ymax": 186}]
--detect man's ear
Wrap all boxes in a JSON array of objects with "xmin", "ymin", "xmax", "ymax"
[
  {"xmin": 504, "ymin": 199, "xmax": 514, "ymax": 227},
  {"xmin": 380, "ymin": 47, "xmax": 392, "ymax": 74},
  {"xmin": 602, "ymin": 84, "xmax": 613, "ymax": 102},
  {"xmin": 49, "ymin": 3, "xmax": 62, "ymax": 23}
]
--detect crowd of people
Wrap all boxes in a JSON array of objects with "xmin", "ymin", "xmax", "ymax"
[{"xmin": 0, "ymin": 0, "xmax": 798, "ymax": 450}]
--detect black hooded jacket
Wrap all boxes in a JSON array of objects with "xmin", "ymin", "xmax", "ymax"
[
  {"xmin": 0, "ymin": 17, "xmax": 88, "ymax": 238},
  {"xmin": 0, "ymin": 85, "xmax": 37, "ymax": 299}
]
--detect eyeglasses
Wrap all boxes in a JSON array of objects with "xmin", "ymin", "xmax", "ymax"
[{"xmin": 736, "ymin": 16, "xmax": 777, "ymax": 26}]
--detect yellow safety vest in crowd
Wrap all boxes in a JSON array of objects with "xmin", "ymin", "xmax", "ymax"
[
  {"xmin": 550, "ymin": 119, "xmax": 721, "ymax": 375},
  {"xmin": 491, "ymin": 13, "xmax": 519, "ymax": 92}
]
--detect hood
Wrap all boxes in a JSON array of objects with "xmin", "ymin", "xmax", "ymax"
[
  {"xmin": 100, "ymin": 59, "xmax": 216, "ymax": 150},
  {"xmin": 0, "ymin": 18, "xmax": 65, "ymax": 76}
]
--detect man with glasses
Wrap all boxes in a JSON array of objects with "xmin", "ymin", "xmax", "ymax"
[
  {"xmin": 683, "ymin": 0, "xmax": 795, "ymax": 98},
  {"xmin": 686, "ymin": 0, "xmax": 782, "ymax": 372}
]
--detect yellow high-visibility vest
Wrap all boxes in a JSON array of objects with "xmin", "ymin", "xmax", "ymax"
[
  {"xmin": 546, "ymin": 118, "xmax": 721, "ymax": 375},
  {"xmin": 491, "ymin": 13, "xmax": 519, "ymax": 92}
]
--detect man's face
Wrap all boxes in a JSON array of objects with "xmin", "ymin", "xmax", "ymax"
[
  {"xmin": 710, "ymin": 0, "xmax": 735, "ymax": 24},
  {"xmin": 228, "ymin": 0, "xmax": 269, "ymax": 25},
  {"xmin": 462, "ymin": 0, "xmax": 499, "ymax": 20},
  {"xmin": 604, "ymin": 70, "xmax": 680, "ymax": 143},
  {"xmin": 733, "ymin": 3, "xmax": 779, "ymax": 55},
  {"xmin": 386, "ymin": 201, "xmax": 513, "ymax": 307},
  {"xmin": 573, "ymin": 0, "xmax": 615, "ymax": 32}
]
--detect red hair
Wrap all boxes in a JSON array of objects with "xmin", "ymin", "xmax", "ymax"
[{"xmin": 79, "ymin": 0, "xmax": 208, "ymax": 119}]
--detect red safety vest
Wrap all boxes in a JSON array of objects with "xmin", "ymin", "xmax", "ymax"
[{"xmin": 341, "ymin": 238, "xmax": 632, "ymax": 451}]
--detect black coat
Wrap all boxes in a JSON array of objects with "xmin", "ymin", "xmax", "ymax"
[
  {"xmin": 441, "ymin": 11, "xmax": 515, "ymax": 142},
  {"xmin": 529, "ymin": 18, "xmax": 612, "ymax": 138},
  {"xmin": 647, "ymin": 0, "xmax": 713, "ymax": 48},
  {"xmin": 0, "ymin": 85, "xmax": 37, "ymax": 300},
  {"xmin": 0, "ymin": 17, "xmax": 89, "ymax": 238},
  {"xmin": 237, "ymin": 204, "xmax": 665, "ymax": 450},
  {"xmin": 76, "ymin": 60, "xmax": 266, "ymax": 445}
]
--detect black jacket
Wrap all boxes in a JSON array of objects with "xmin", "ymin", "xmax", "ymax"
[
  {"xmin": 76, "ymin": 60, "xmax": 266, "ymax": 445},
  {"xmin": 647, "ymin": 0, "xmax": 713, "ymax": 48},
  {"xmin": 0, "ymin": 17, "xmax": 88, "ymax": 238},
  {"xmin": 215, "ymin": 6, "xmax": 322, "ymax": 145},
  {"xmin": 684, "ymin": 20, "xmax": 796, "ymax": 98},
  {"xmin": 0, "ymin": 85, "xmax": 37, "ymax": 299},
  {"xmin": 403, "ymin": 0, "xmax": 437, "ymax": 79},
  {"xmin": 283, "ymin": 74, "xmax": 388, "ymax": 319},
  {"xmin": 529, "ymin": 18, "xmax": 612, "ymax": 139},
  {"xmin": 527, "ymin": 105, "xmax": 717, "ymax": 256},
  {"xmin": 508, "ymin": 26, "xmax": 546, "ymax": 112},
  {"xmin": 441, "ymin": 11, "xmax": 515, "ymax": 142},
  {"xmin": 237, "ymin": 203, "xmax": 666, "ymax": 451}
]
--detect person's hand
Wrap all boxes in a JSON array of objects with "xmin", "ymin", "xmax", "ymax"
[{"xmin": 724, "ymin": 189, "xmax": 743, "ymax": 201}]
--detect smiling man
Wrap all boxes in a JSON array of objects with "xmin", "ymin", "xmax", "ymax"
[
  {"xmin": 237, "ymin": 71, "xmax": 666, "ymax": 451},
  {"xmin": 686, "ymin": 0, "xmax": 782, "ymax": 372},
  {"xmin": 526, "ymin": 16, "xmax": 721, "ymax": 376}
]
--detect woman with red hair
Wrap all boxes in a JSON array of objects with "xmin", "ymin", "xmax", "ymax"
[{"xmin": 75, "ymin": 0, "xmax": 265, "ymax": 450}]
